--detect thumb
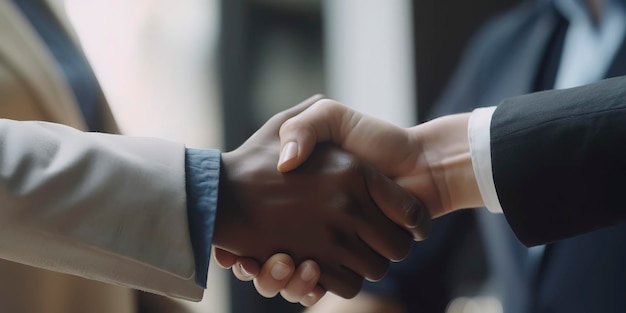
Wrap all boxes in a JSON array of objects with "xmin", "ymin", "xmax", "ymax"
[
  {"xmin": 277, "ymin": 99, "xmax": 351, "ymax": 172},
  {"xmin": 277, "ymin": 99, "xmax": 410, "ymax": 176}
]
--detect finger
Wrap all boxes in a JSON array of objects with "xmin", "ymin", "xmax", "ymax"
[
  {"xmin": 213, "ymin": 247, "xmax": 238, "ymax": 269},
  {"xmin": 232, "ymin": 258, "xmax": 260, "ymax": 281},
  {"xmin": 279, "ymin": 260, "xmax": 321, "ymax": 303},
  {"xmin": 299, "ymin": 285, "xmax": 327, "ymax": 307},
  {"xmin": 366, "ymin": 166, "xmax": 432, "ymax": 241},
  {"xmin": 356, "ymin": 181, "xmax": 414, "ymax": 262},
  {"xmin": 338, "ymin": 233, "xmax": 390, "ymax": 282},
  {"xmin": 318, "ymin": 265, "xmax": 363, "ymax": 299},
  {"xmin": 277, "ymin": 99, "xmax": 348, "ymax": 172},
  {"xmin": 253, "ymin": 253, "xmax": 296, "ymax": 298}
]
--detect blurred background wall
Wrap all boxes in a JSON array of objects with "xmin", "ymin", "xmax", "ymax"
[{"xmin": 64, "ymin": 0, "xmax": 523, "ymax": 312}]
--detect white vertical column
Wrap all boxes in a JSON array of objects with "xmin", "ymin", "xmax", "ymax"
[{"xmin": 323, "ymin": 0, "xmax": 416, "ymax": 126}]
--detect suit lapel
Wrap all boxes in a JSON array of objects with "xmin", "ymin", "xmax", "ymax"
[
  {"xmin": 45, "ymin": 0, "xmax": 80, "ymax": 44},
  {"xmin": 45, "ymin": 0, "xmax": 96, "ymax": 66},
  {"xmin": 0, "ymin": 1, "xmax": 86, "ymax": 130},
  {"xmin": 45, "ymin": 0, "xmax": 120, "ymax": 133}
]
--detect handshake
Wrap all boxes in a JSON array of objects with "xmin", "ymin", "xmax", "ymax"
[{"xmin": 211, "ymin": 95, "xmax": 482, "ymax": 306}]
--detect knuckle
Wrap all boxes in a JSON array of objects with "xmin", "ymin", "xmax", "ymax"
[
  {"xmin": 313, "ymin": 98, "xmax": 340, "ymax": 112},
  {"xmin": 279, "ymin": 118, "xmax": 296, "ymax": 134},
  {"xmin": 269, "ymin": 112, "xmax": 286, "ymax": 124},
  {"xmin": 339, "ymin": 155, "xmax": 365, "ymax": 178},
  {"xmin": 328, "ymin": 155, "xmax": 362, "ymax": 187},
  {"xmin": 269, "ymin": 110, "xmax": 293, "ymax": 125}
]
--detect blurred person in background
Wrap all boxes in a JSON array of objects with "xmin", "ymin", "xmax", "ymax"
[
  {"xmin": 0, "ymin": 0, "xmax": 432, "ymax": 312},
  {"xmin": 279, "ymin": 0, "xmax": 626, "ymax": 312}
]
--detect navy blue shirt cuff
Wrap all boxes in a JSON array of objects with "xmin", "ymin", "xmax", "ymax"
[{"xmin": 185, "ymin": 148, "xmax": 221, "ymax": 288}]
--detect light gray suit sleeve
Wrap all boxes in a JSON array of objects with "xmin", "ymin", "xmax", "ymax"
[{"xmin": 0, "ymin": 119, "xmax": 204, "ymax": 300}]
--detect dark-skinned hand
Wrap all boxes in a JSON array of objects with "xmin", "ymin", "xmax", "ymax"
[{"xmin": 212, "ymin": 95, "xmax": 430, "ymax": 299}]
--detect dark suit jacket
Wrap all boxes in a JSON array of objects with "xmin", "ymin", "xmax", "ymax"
[
  {"xmin": 493, "ymin": 77, "xmax": 626, "ymax": 246},
  {"xmin": 372, "ymin": 2, "xmax": 626, "ymax": 312}
]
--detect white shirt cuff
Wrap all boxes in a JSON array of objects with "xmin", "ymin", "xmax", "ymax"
[{"xmin": 468, "ymin": 106, "xmax": 503, "ymax": 213}]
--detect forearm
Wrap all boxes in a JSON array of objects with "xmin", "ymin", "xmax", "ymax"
[
  {"xmin": 0, "ymin": 119, "xmax": 202, "ymax": 300},
  {"xmin": 491, "ymin": 77, "xmax": 626, "ymax": 245}
]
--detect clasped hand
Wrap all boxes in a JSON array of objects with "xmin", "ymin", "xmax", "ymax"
[{"xmin": 212, "ymin": 95, "xmax": 449, "ymax": 306}]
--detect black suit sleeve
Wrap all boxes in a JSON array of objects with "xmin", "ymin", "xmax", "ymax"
[{"xmin": 491, "ymin": 76, "xmax": 626, "ymax": 246}]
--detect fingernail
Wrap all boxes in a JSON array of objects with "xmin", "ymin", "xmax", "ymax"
[
  {"xmin": 238, "ymin": 262, "xmax": 253, "ymax": 278},
  {"xmin": 405, "ymin": 206, "xmax": 419, "ymax": 228},
  {"xmin": 409, "ymin": 205, "xmax": 431, "ymax": 241},
  {"xmin": 300, "ymin": 264, "xmax": 316, "ymax": 282},
  {"xmin": 278, "ymin": 142, "xmax": 298, "ymax": 166},
  {"xmin": 303, "ymin": 292, "xmax": 317, "ymax": 305},
  {"xmin": 271, "ymin": 262, "xmax": 291, "ymax": 280}
]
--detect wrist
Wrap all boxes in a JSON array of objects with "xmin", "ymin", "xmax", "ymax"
[
  {"xmin": 411, "ymin": 113, "xmax": 483, "ymax": 215},
  {"xmin": 213, "ymin": 151, "xmax": 241, "ymax": 248}
]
